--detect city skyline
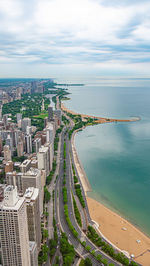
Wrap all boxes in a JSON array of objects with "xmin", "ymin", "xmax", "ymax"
[{"xmin": 0, "ymin": 0, "xmax": 150, "ymax": 78}]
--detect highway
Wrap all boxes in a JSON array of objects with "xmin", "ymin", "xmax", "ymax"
[{"xmin": 53, "ymin": 127, "xmax": 121, "ymax": 266}]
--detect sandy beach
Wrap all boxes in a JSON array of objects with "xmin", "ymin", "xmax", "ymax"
[
  {"xmin": 61, "ymin": 101, "xmax": 150, "ymax": 265},
  {"xmin": 87, "ymin": 197, "xmax": 150, "ymax": 266}
]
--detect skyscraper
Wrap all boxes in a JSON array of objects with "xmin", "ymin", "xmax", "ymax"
[
  {"xmin": 46, "ymin": 123, "xmax": 54, "ymax": 144},
  {"xmin": 24, "ymin": 187, "xmax": 41, "ymax": 251},
  {"xmin": 26, "ymin": 126, "xmax": 32, "ymax": 135},
  {"xmin": 22, "ymin": 118, "xmax": 31, "ymax": 133},
  {"xmin": 3, "ymin": 114, "xmax": 8, "ymax": 126},
  {"xmin": 3, "ymin": 145, "xmax": 12, "ymax": 161},
  {"xmin": 17, "ymin": 137, "xmax": 24, "ymax": 157},
  {"xmin": 20, "ymin": 159, "xmax": 31, "ymax": 173},
  {"xmin": 48, "ymin": 105, "xmax": 53, "ymax": 122},
  {"xmin": 25, "ymin": 134, "xmax": 32, "ymax": 154},
  {"xmin": 5, "ymin": 161, "xmax": 13, "ymax": 174},
  {"xmin": 54, "ymin": 109, "xmax": 62, "ymax": 126},
  {"xmin": 0, "ymin": 186, "xmax": 31, "ymax": 266},
  {"xmin": 31, "ymin": 81, "xmax": 37, "ymax": 94},
  {"xmin": 33, "ymin": 138, "xmax": 41, "ymax": 154},
  {"xmin": 6, "ymin": 171, "xmax": 23, "ymax": 194},
  {"xmin": 6, "ymin": 135, "xmax": 13, "ymax": 151},
  {"xmin": 37, "ymin": 146, "xmax": 50, "ymax": 176},
  {"xmin": 22, "ymin": 168, "xmax": 43, "ymax": 216},
  {"xmin": 16, "ymin": 113, "xmax": 22, "ymax": 124},
  {"xmin": 29, "ymin": 241, "xmax": 38, "ymax": 266},
  {"xmin": 0, "ymin": 136, "xmax": 3, "ymax": 156}
]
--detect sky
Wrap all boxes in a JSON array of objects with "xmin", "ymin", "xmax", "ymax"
[{"xmin": 0, "ymin": 0, "xmax": 150, "ymax": 78}]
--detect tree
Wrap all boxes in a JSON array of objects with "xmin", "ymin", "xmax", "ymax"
[
  {"xmin": 43, "ymin": 229, "xmax": 49, "ymax": 239},
  {"xmin": 44, "ymin": 186, "xmax": 51, "ymax": 203},
  {"xmin": 84, "ymin": 257, "xmax": 92, "ymax": 266}
]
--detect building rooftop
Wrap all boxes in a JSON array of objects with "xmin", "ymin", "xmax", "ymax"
[
  {"xmin": 29, "ymin": 241, "xmax": 37, "ymax": 252},
  {"xmin": 5, "ymin": 185, "xmax": 13, "ymax": 192},
  {"xmin": 20, "ymin": 159, "xmax": 31, "ymax": 166},
  {"xmin": 24, "ymin": 187, "xmax": 39, "ymax": 201},
  {"xmin": 38, "ymin": 146, "xmax": 49, "ymax": 153},
  {"xmin": 24, "ymin": 167, "xmax": 40, "ymax": 177}
]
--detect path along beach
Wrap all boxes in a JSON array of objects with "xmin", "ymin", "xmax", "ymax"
[{"xmin": 62, "ymin": 102, "xmax": 150, "ymax": 266}]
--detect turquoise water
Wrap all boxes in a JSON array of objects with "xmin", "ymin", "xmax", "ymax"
[{"xmin": 64, "ymin": 78, "xmax": 150, "ymax": 236}]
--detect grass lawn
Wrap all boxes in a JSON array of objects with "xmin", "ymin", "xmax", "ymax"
[{"xmin": 33, "ymin": 112, "xmax": 48, "ymax": 119}]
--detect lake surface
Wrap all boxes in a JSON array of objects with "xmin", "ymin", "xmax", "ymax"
[{"xmin": 63, "ymin": 78, "xmax": 150, "ymax": 236}]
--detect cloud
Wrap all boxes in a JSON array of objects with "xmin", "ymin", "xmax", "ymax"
[{"xmin": 0, "ymin": 0, "xmax": 150, "ymax": 77}]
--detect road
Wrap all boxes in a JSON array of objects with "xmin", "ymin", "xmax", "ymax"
[{"xmin": 53, "ymin": 127, "xmax": 121, "ymax": 265}]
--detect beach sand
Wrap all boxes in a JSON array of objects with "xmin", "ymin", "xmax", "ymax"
[{"xmin": 87, "ymin": 197, "xmax": 150, "ymax": 266}]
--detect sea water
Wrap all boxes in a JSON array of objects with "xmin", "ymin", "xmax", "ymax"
[{"xmin": 63, "ymin": 78, "xmax": 150, "ymax": 236}]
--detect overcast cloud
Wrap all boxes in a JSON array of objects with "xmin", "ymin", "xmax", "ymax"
[{"xmin": 0, "ymin": 0, "xmax": 150, "ymax": 78}]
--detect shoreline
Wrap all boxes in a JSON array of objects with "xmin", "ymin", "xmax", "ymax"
[
  {"xmin": 61, "ymin": 102, "xmax": 141, "ymax": 123},
  {"xmin": 72, "ymin": 129, "xmax": 150, "ymax": 266},
  {"xmin": 71, "ymin": 129, "xmax": 91, "ymax": 195},
  {"xmin": 62, "ymin": 102, "xmax": 150, "ymax": 265}
]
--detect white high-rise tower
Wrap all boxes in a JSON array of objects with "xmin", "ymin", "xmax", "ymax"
[{"xmin": 0, "ymin": 186, "xmax": 31, "ymax": 266}]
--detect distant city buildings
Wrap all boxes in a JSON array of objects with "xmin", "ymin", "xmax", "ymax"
[{"xmin": 0, "ymin": 79, "xmax": 60, "ymax": 265}]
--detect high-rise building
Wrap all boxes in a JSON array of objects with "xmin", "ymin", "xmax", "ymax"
[
  {"xmin": 46, "ymin": 123, "xmax": 54, "ymax": 144},
  {"xmin": 20, "ymin": 159, "xmax": 31, "ymax": 173},
  {"xmin": 25, "ymin": 134, "xmax": 32, "ymax": 154},
  {"xmin": 33, "ymin": 138, "xmax": 41, "ymax": 154},
  {"xmin": 48, "ymin": 105, "xmax": 53, "ymax": 122},
  {"xmin": 41, "ymin": 98, "xmax": 45, "ymax": 111},
  {"xmin": 0, "ymin": 105, "xmax": 2, "ymax": 121},
  {"xmin": 29, "ymin": 241, "xmax": 38, "ymax": 266},
  {"xmin": 0, "ymin": 184, "xmax": 5, "ymax": 202},
  {"xmin": 31, "ymin": 81, "xmax": 37, "ymax": 94},
  {"xmin": 5, "ymin": 161, "xmax": 13, "ymax": 174},
  {"xmin": 0, "ymin": 186, "xmax": 31, "ymax": 266},
  {"xmin": 31, "ymin": 159, "xmax": 38, "ymax": 169},
  {"xmin": 26, "ymin": 126, "xmax": 32, "ymax": 135},
  {"xmin": 17, "ymin": 137, "xmax": 24, "ymax": 157},
  {"xmin": 44, "ymin": 142, "xmax": 53, "ymax": 171},
  {"xmin": 54, "ymin": 109, "xmax": 62, "ymax": 126},
  {"xmin": 0, "ymin": 136, "xmax": 3, "ymax": 155},
  {"xmin": 6, "ymin": 171, "xmax": 23, "ymax": 194},
  {"xmin": 22, "ymin": 118, "xmax": 31, "ymax": 133},
  {"xmin": 6, "ymin": 135, "xmax": 13, "ymax": 151},
  {"xmin": 24, "ymin": 187, "xmax": 41, "ymax": 251},
  {"xmin": 37, "ymin": 146, "xmax": 50, "ymax": 176},
  {"xmin": 22, "ymin": 168, "xmax": 43, "ymax": 215},
  {"xmin": 44, "ymin": 117, "xmax": 48, "ymax": 127},
  {"xmin": 3, "ymin": 145, "xmax": 11, "ymax": 161},
  {"xmin": 3, "ymin": 114, "xmax": 8, "ymax": 126},
  {"xmin": 16, "ymin": 87, "xmax": 22, "ymax": 99},
  {"xmin": 16, "ymin": 113, "xmax": 22, "ymax": 124}
]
